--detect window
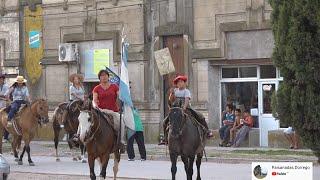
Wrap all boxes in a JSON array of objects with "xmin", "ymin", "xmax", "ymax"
[
  {"xmin": 222, "ymin": 68, "xmax": 238, "ymax": 78},
  {"xmin": 239, "ymin": 67, "xmax": 257, "ymax": 78},
  {"xmin": 260, "ymin": 65, "xmax": 276, "ymax": 79}
]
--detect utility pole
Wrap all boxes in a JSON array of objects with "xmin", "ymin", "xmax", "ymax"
[{"xmin": 149, "ymin": 7, "xmax": 156, "ymax": 101}]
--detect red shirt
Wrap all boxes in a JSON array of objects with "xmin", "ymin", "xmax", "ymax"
[{"xmin": 92, "ymin": 84, "xmax": 119, "ymax": 112}]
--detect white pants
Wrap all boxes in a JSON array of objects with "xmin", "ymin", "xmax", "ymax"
[{"xmin": 100, "ymin": 109, "xmax": 125, "ymax": 144}]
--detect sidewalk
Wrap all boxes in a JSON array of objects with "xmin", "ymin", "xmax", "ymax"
[{"xmin": 2, "ymin": 141, "xmax": 317, "ymax": 164}]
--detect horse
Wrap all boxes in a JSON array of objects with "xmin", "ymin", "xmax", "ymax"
[
  {"xmin": 78, "ymin": 100, "xmax": 121, "ymax": 180},
  {"xmin": 52, "ymin": 99, "xmax": 86, "ymax": 162},
  {"xmin": 168, "ymin": 107, "xmax": 206, "ymax": 180},
  {"xmin": 0, "ymin": 98, "xmax": 49, "ymax": 166}
]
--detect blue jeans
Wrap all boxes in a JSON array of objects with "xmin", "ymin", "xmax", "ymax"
[
  {"xmin": 8, "ymin": 100, "xmax": 26, "ymax": 121},
  {"xmin": 219, "ymin": 125, "xmax": 232, "ymax": 142}
]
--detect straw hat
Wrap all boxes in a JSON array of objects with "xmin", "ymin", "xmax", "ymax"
[
  {"xmin": 69, "ymin": 73, "xmax": 84, "ymax": 83},
  {"xmin": 173, "ymin": 75, "xmax": 187, "ymax": 85},
  {"xmin": 15, "ymin": 76, "xmax": 27, "ymax": 83}
]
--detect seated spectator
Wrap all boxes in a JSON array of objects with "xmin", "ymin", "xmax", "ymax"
[
  {"xmin": 233, "ymin": 109, "xmax": 254, "ymax": 147},
  {"xmin": 219, "ymin": 104, "xmax": 235, "ymax": 147},
  {"xmin": 227, "ymin": 109, "xmax": 243, "ymax": 147},
  {"xmin": 284, "ymin": 126, "xmax": 299, "ymax": 149}
]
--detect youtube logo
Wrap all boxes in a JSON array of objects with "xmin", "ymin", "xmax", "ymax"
[{"xmin": 272, "ymin": 172, "xmax": 277, "ymax": 176}]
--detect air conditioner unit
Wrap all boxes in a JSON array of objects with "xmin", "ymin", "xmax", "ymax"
[{"xmin": 58, "ymin": 43, "xmax": 79, "ymax": 62}]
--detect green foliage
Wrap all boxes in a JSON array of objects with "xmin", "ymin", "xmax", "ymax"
[{"xmin": 270, "ymin": 0, "xmax": 320, "ymax": 162}]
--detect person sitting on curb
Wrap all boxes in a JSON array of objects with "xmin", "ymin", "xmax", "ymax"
[
  {"xmin": 227, "ymin": 108, "xmax": 242, "ymax": 147},
  {"xmin": 232, "ymin": 109, "xmax": 254, "ymax": 147},
  {"xmin": 219, "ymin": 104, "xmax": 235, "ymax": 147}
]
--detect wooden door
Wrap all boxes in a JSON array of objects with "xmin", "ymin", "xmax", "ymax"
[{"xmin": 163, "ymin": 35, "xmax": 185, "ymax": 116}]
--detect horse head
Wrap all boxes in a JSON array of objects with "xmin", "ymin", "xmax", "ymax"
[
  {"xmin": 32, "ymin": 99, "xmax": 49, "ymax": 125},
  {"xmin": 68, "ymin": 100, "xmax": 83, "ymax": 113},
  {"xmin": 168, "ymin": 107, "xmax": 186, "ymax": 138},
  {"xmin": 78, "ymin": 108, "xmax": 99, "ymax": 144}
]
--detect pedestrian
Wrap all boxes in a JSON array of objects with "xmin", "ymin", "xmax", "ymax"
[
  {"xmin": 127, "ymin": 107, "xmax": 146, "ymax": 161},
  {"xmin": 0, "ymin": 74, "xmax": 9, "ymax": 142}
]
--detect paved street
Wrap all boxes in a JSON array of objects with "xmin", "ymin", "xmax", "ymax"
[{"xmin": 3, "ymin": 154, "xmax": 320, "ymax": 180}]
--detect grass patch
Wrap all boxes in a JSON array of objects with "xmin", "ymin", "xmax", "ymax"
[{"xmin": 231, "ymin": 150, "xmax": 315, "ymax": 156}]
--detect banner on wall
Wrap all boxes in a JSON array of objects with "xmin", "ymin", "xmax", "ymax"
[
  {"xmin": 29, "ymin": 31, "xmax": 40, "ymax": 49},
  {"xmin": 93, "ymin": 49, "xmax": 110, "ymax": 74},
  {"xmin": 84, "ymin": 49, "xmax": 110, "ymax": 80}
]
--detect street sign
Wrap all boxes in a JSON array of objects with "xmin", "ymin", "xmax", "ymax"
[{"xmin": 29, "ymin": 31, "xmax": 40, "ymax": 48}]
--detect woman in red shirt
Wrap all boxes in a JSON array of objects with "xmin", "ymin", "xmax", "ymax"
[
  {"xmin": 93, "ymin": 70, "xmax": 119, "ymax": 111},
  {"xmin": 92, "ymin": 70, "xmax": 125, "ymax": 147}
]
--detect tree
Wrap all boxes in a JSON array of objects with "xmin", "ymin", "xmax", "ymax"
[{"xmin": 270, "ymin": 0, "xmax": 320, "ymax": 162}]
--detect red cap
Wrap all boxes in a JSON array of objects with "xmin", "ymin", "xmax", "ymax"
[{"xmin": 173, "ymin": 75, "xmax": 187, "ymax": 84}]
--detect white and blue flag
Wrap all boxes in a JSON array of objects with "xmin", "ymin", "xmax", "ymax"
[{"xmin": 119, "ymin": 39, "xmax": 135, "ymax": 131}]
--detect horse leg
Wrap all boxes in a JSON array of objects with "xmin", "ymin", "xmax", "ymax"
[
  {"xmin": 54, "ymin": 127, "xmax": 60, "ymax": 162},
  {"xmin": 170, "ymin": 153, "xmax": 178, "ymax": 180},
  {"xmin": 99, "ymin": 154, "xmax": 110, "ymax": 179},
  {"xmin": 25, "ymin": 143, "xmax": 35, "ymax": 166},
  {"xmin": 113, "ymin": 151, "xmax": 121, "ymax": 179},
  {"xmin": 88, "ymin": 154, "xmax": 96, "ymax": 180},
  {"xmin": 67, "ymin": 133, "xmax": 77, "ymax": 161},
  {"xmin": 196, "ymin": 153, "xmax": 203, "ymax": 180},
  {"xmin": 18, "ymin": 145, "xmax": 26, "ymax": 165},
  {"xmin": 11, "ymin": 135, "xmax": 19, "ymax": 161},
  {"xmin": 181, "ymin": 155, "xmax": 189, "ymax": 178},
  {"xmin": 80, "ymin": 144, "xmax": 87, "ymax": 163},
  {"xmin": 187, "ymin": 155, "xmax": 195, "ymax": 180}
]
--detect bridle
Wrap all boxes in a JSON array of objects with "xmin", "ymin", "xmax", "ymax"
[
  {"xmin": 169, "ymin": 107, "xmax": 188, "ymax": 137},
  {"xmin": 81, "ymin": 109, "xmax": 101, "ymax": 144}
]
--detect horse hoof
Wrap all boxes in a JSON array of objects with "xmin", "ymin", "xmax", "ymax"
[
  {"xmin": 18, "ymin": 161, "xmax": 23, "ymax": 165},
  {"xmin": 72, "ymin": 157, "xmax": 78, "ymax": 161},
  {"xmin": 81, "ymin": 159, "xmax": 87, "ymax": 163},
  {"xmin": 29, "ymin": 162, "xmax": 35, "ymax": 166},
  {"xmin": 77, "ymin": 156, "xmax": 82, "ymax": 160},
  {"xmin": 14, "ymin": 158, "xmax": 19, "ymax": 162},
  {"xmin": 56, "ymin": 158, "xmax": 60, "ymax": 162}
]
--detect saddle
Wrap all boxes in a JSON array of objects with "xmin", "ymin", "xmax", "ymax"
[
  {"xmin": 4, "ymin": 104, "xmax": 28, "ymax": 119},
  {"xmin": 95, "ymin": 109, "xmax": 115, "ymax": 131}
]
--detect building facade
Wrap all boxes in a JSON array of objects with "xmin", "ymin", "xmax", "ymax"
[
  {"xmin": 0, "ymin": 0, "xmax": 20, "ymax": 83},
  {"xmin": 15, "ymin": 0, "xmax": 282, "ymax": 145}
]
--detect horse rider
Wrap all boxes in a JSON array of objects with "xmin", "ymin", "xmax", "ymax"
[
  {"xmin": 6, "ymin": 76, "xmax": 32, "ymax": 128},
  {"xmin": 0, "ymin": 74, "xmax": 10, "ymax": 142},
  {"xmin": 159, "ymin": 75, "xmax": 213, "ymax": 145},
  {"xmin": 69, "ymin": 73, "xmax": 86, "ymax": 102},
  {"xmin": 73, "ymin": 70, "xmax": 125, "ymax": 152}
]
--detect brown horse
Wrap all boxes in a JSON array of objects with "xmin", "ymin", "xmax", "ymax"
[
  {"xmin": 78, "ymin": 101, "xmax": 121, "ymax": 180},
  {"xmin": 0, "ymin": 99, "xmax": 49, "ymax": 166},
  {"xmin": 52, "ymin": 99, "xmax": 86, "ymax": 162},
  {"xmin": 168, "ymin": 107, "xmax": 206, "ymax": 180}
]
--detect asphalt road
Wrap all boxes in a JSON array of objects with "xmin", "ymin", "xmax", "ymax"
[{"xmin": 4, "ymin": 154, "xmax": 320, "ymax": 180}]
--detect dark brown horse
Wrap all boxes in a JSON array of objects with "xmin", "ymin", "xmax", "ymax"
[
  {"xmin": 78, "ymin": 101, "xmax": 121, "ymax": 180},
  {"xmin": 52, "ymin": 99, "xmax": 86, "ymax": 162},
  {"xmin": 168, "ymin": 107, "xmax": 206, "ymax": 180},
  {"xmin": 0, "ymin": 99, "xmax": 49, "ymax": 166}
]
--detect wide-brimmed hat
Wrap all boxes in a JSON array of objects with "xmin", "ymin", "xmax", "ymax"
[
  {"xmin": 15, "ymin": 76, "xmax": 27, "ymax": 83},
  {"xmin": 69, "ymin": 73, "xmax": 84, "ymax": 83},
  {"xmin": 173, "ymin": 75, "xmax": 187, "ymax": 84}
]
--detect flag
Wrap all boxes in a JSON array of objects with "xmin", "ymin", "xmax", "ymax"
[
  {"xmin": 119, "ymin": 40, "xmax": 135, "ymax": 132},
  {"xmin": 105, "ymin": 66, "xmax": 120, "ymax": 85}
]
